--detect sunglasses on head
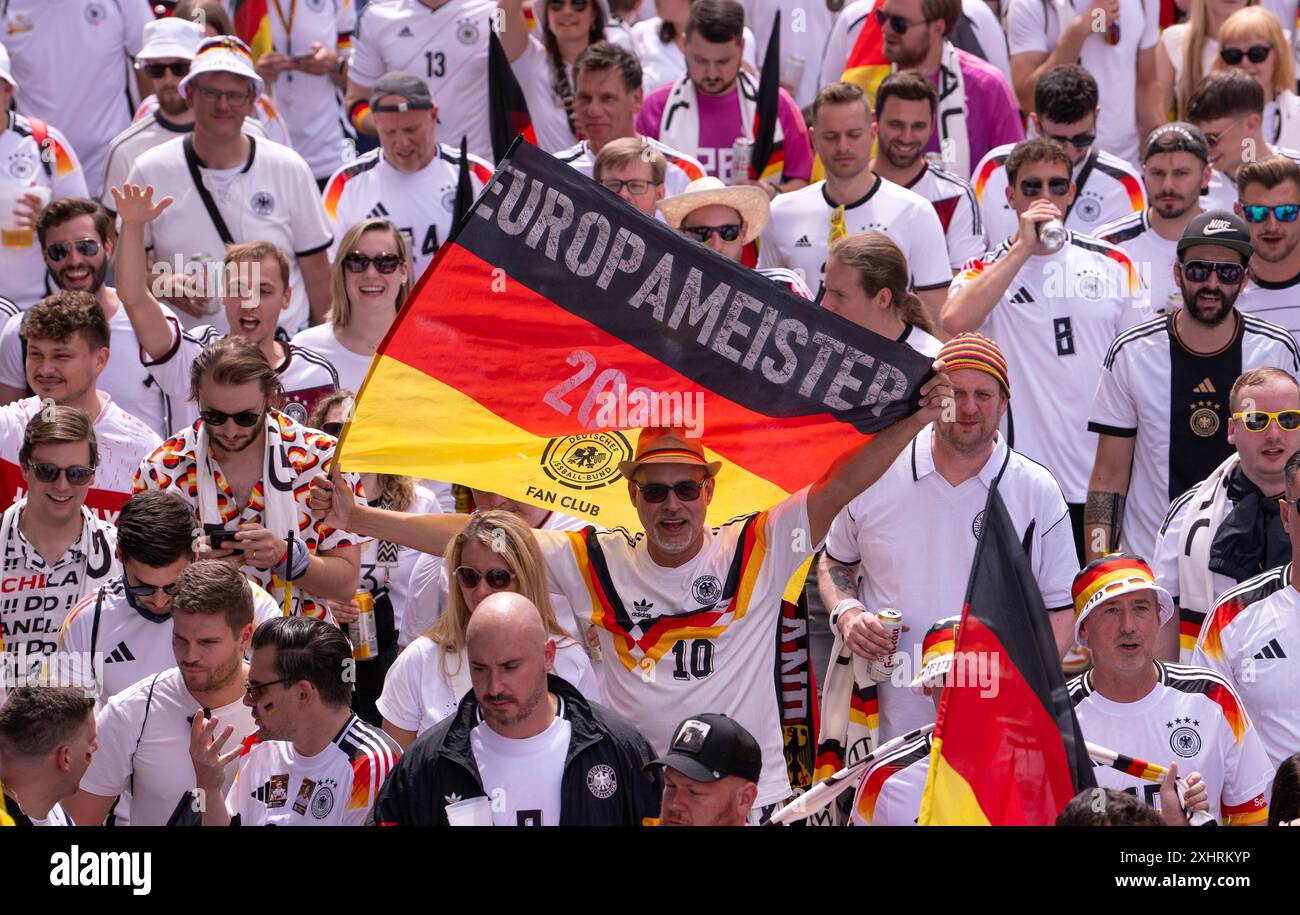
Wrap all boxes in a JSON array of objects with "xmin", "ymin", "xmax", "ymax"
[
  {"xmin": 342, "ymin": 251, "xmax": 403, "ymax": 274},
  {"xmin": 873, "ymin": 7, "xmax": 933, "ymax": 34},
  {"xmin": 1045, "ymin": 131, "xmax": 1095, "ymax": 150},
  {"xmin": 1241, "ymin": 204, "xmax": 1300, "ymax": 224},
  {"xmin": 1220, "ymin": 45, "xmax": 1271, "ymax": 66},
  {"xmin": 1181, "ymin": 259, "xmax": 1247, "ymax": 284},
  {"xmin": 548, "ymin": 0, "xmax": 589, "ymax": 10},
  {"xmin": 683, "ymin": 224, "xmax": 742, "ymax": 243},
  {"xmin": 142, "ymin": 61, "xmax": 191, "ymax": 78},
  {"xmin": 200, "ymin": 408, "xmax": 265, "ymax": 428},
  {"xmin": 1233, "ymin": 409, "xmax": 1300, "ymax": 432},
  {"xmin": 1018, "ymin": 176, "xmax": 1071, "ymax": 197},
  {"xmin": 454, "ymin": 566, "xmax": 515, "ymax": 589},
  {"xmin": 44, "ymin": 239, "xmax": 101, "ymax": 262},
  {"xmin": 635, "ymin": 480, "xmax": 705, "ymax": 503},
  {"xmin": 28, "ymin": 462, "xmax": 94, "ymax": 486}
]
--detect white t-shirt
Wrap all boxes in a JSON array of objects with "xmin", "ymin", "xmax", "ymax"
[
  {"xmin": 553, "ymin": 135, "xmax": 706, "ymax": 199},
  {"xmin": 0, "ymin": 394, "xmax": 162, "ymax": 521},
  {"xmin": 100, "ymin": 112, "xmax": 268, "ymax": 215},
  {"xmin": 0, "ymin": 298, "xmax": 177, "ymax": 439},
  {"xmin": 1006, "ymin": 0, "xmax": 1160, "ymax": 166},
  {"xmin": 28, "ymin": 802, "xmax": 70, "ymax": 827},
  {"xmin": 58, "ymin": 575, "xmax": 282, "ymax": 704},
  {"xmin": 949, "ymin": 232, "xmax": 1152, "ymax": 502},
  {"xmin": 896, "ymin": 323, "xmax": 944, "ymax": 359},
  {"xmin": 510, "ymin": 37, "xmax": 578, "ymax": 154},
  {"xmin": 1070, "ymin": 662, "xmax": 1273, "ymax": 824},
  {"xmin": 972, "ymin": 145, "xmax": 1147, "ymax": 245},
  {"xmin": 757, "ymin": 176, "xmax": 952, "ymax": 296},
  {"xmin": 0, "ymin": 0, "xmax": 154, "ymax": 194},
  {"xmin": 849, "ymin": 729, "xmax": 932, "ymax": 826},
  {"xmin": 143, "ymin": 321, "xmax": 339, "ymax": 428},
  {"xmin": 0, "ymin": 500, "xmax": 118, "ymax": 659},
  {"xmin": 78, "ymin": 667, "xmax": 256, "ymax": 826},
  {"xmin": 400, "ymin": 508, "xmax": 590, "ymax": 648},
  {"xmin": 348, "ymin": 0, "xmax": 497, "ymax": 161},
  {"xmin": 1236, "ymin": 272, "xmax": 1300, "ymax": 345},
  {"xmin": 228, "ymin": 713, "xmax": 401, "ymax": 826},
  {"xmin": 630, "ymin": 18, "xmax": 758, "ymax": 92},
  {"xmin": 471, "ymin": 711, "xmax": 571, "ymax": 827},
  {"xmin": 287, "ymin": 323, "xmax": 375, "ymax": 398},
  {"xmin": 1194, "ymin": 571, "xmax": 1300, "ymax": 772},
  {"xmin": 1096, "ymin": 209, "xmax": 1185, "ymax": 315},
  {"xmin": 376, "ymin": 631, "xmax": 602, "ymax": 737},
  {"xmin": 1088, "ymin": 313, "xmax": 1300, "ymax": 559},
  {"xmin": 824, "ymin": 425, "xmax": 1078, "ymax": 741},
  {"xmin": 899, "ymin": 162, "xmax": 985, "ymax": 271},
  {"xmin": 127, "ymin": 136, "xmax": 333, "ymax": 334},
  {"xmin": 1160, "ymin": 24, "xmax": 1219, "ymax": 92},
  {"xmin": 0, "ymin": 112, "xmax": 89, "ymax": 310},
  {"xmin": 321, "ymin": 143, "xmax": 491, "ymax": 283},
  {"xmin": 533, "ymin": 488, "xmax": 817, "ymax": 806},
  {"xmin": 741, "ymin": 0, "xmax": 837, "ymax": 108}
]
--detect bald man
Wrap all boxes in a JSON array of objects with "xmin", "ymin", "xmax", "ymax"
[{"xmin": 371, "ymin": 594, "xmax": 661, "ymax": 826}]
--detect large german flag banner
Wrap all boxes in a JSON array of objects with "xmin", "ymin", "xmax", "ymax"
[
  {"xmin": 920, "ymin": 487, "xmax": 1095, "ymax": 825},
  {"xmin": 338, "ymin": 139, "xmax": 935, "ymax": 530}
]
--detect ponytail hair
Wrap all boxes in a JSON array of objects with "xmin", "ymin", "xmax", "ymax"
[{"xmin": 828, "ymin": 232, "xmax": 937, "ymax": 335}]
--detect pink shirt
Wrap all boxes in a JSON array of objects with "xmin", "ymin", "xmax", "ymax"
[
  {"xmin": 926, "ymin": 48, "xmax": 1024, "ymax": 174},
  {"xmin": 636, "ymin": 82, "xmax": 814, "ymax": 184}
]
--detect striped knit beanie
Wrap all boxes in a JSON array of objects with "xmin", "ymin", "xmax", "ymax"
[{"xmin": 935, "ymin": 332, "xmax": 1010, "ymax": 396}]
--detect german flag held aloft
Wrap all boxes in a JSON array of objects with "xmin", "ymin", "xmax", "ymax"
[
  {"xmin": 920, "ymin": 487, "xmax": 1096, "ymax": 825},
  {"xmin": 338, "ymin": 139, "xmax": 936, "ymax": 531}
]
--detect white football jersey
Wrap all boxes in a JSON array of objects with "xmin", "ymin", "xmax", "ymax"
[
  {"xmin": 899, "ymin": 162, "xmax": 985, "ymax": 270},
  {"xmin": 229, "ymin": 714, "xmax": 400, "ymax": 826},
  {"xmin": 1088, "ymin": 313, "xmax": 1300, "ymax": 559},
  {"xmin": 533, "ymin": 489, "xmax": 817, "ymax": 806},
  {"xmin": 1194, "ymin": 567, "xmax": 1300, "ymax": 771},
  {"xmin": 348, "ymin": 0, "xmax": 497, "ymax": 161},
  {"xmin": 1096, "ymin": 209, "xmax": 1184, "ymax": 315},
  {"xmin": 1070, "ymin": 662, "xmax": 1273, "ymax": 824},
  {"xmin": 849, "ymin": 729, "xmax": 932, "ymax": 826},
  {"xmin": 950, "ymin": 231, "xmax": 1151, "ymax": 502},
  {"xmin": 1236, "ymin": 273, "xmax": 1300, "ymax": 346},
  {"xmin": 757, "ymin": 176, "xmax": 952, "ymax": 296}
]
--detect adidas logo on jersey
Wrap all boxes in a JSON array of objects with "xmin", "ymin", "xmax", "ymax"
[
  {"xmin": 794, "ymin": 235, "xmax": 812, "ymax": 248},
  {"xmin": 367, "ymin": 202, "xmax": 390, "ymax": 218},
  {"xmin": 104, "ymin": 641, "xmax": 135, "ymax": 663},
  {"xmin": 1193, "ymin": 378, "xmax": 1217, "ymax": 394},
  {"xmin": 397, "ymin": 26, "xmax": 415, "ymax": 37},
  {"xmin": 1010, "ymin": 286, "xmax": 1035, "ymax": 305},
  {"xmin": 1253, "ymin": 638, "xmax": 1287, "ymax": 660},
  {"xmin": 631, "ymin": 598, "xmax": 654, "ymax": 618}
]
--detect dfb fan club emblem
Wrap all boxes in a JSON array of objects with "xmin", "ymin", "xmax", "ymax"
[{"xmin": 586, "ymin": 764, "xmax": 617, "ymax": 799}]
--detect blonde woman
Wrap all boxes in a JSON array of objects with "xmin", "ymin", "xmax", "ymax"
[
  {"xmin": 377, "ymin": 511, "xmax": 602, "ymax": 749},
  {"xmin": 1214, "ymin": 6, "xmax": 1300, "ymax": 148},
  {"xmin": 1157, "ymin": 0, "xmax": 1256, "ymax": 118},
  {"xmin": 291, "ymin": 218, "xmax": 412, "ymax": 394}
]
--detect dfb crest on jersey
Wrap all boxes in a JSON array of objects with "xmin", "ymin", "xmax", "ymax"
[
  {"xmin": 691, "ymin": 574, "xmax": 722, "ymax": 605},
  {"xmin": 586, "ymin": 764, "xmax": 617, "ymax": 799},
  {"xmin": 8, "ymin": 154, "xmax": 36, "ymax": 180},
  {"xmin": 971, "ymin": 509, "xmax": 985, "ymax": 540},
  {"xmin": 457, "ymin": 19, "xmax": 480, "ymax": 45},
  {"xmin": 1168, "ymin": 718, "xmax": 1202, "ymax": 758},
  {"xmin": 310, "ymin": 784, "xmax": 335, "ymax": 819},
  {"xmin": 84, "ymin": 2, "xmax": 107, "ymax": 25},
  {"xmin": 250, "ymin": 191, "xmax": 275, "ymax": 216},
  {"xmin": 1075, "ymin": 197, "xmax": 1101, "ymax": 222},
  {"xmin": 441, "ymin": 188, "xmax": 458, "ymax": 212},
  {"xmin": 305, "ymin": 0, "xmax": 326, "ymax": 11}
]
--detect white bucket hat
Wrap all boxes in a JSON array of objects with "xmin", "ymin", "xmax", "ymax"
[
  {"xmin": 138, "ymin": 16, "xmax": 205, "ymax": 63},
  {"xmin": 178, "ymin": 35, "xmax": 265, "ymax": 100}
]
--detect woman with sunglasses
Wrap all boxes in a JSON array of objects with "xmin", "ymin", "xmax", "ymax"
[
  {"xmin": 1156, "ymin": 0, "xmax": 1256, "ymax": 119},
  {"xmin": 309, "ymin": 389, "xmax": 438, "ymax": 726},
  {"xmin": 1214, "ymin": 5, "xmax": 1300, "ymax": 149},
  {"xmin": 290, "ymin": 218, "xmax": 411, "ymax": 394},
  {"xmin": 377, "ymin": 510, "xmax": 600, "ymax": 749}
]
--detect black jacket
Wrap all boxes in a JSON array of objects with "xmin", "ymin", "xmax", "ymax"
[{"xmin": 370, "ymin": 675, "xmax": 662, "ymax": 826}]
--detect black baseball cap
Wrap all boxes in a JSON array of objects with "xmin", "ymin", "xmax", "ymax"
[
  {"xmin": 1143, "ymin": 122, "xmax": 1209, "ymax": 164},
  {"xmin": 1177, "ymin": 210, "xmax": 1254, "ymax": 261},
  {"xmin": 371, "ymin": 71, "xmax": 433, "ymax": 111},
  {"xmin": 645, "ymin": 714, "xmax": 762, "ymax": 783}
]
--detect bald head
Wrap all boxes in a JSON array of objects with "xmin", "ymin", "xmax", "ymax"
[{"xmin": 466, "ymin": 593, "xmax": 556, "ymax": 737}]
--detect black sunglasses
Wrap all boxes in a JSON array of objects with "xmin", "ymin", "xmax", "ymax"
[
  {"xmin": 142, "ymin": 61, "xmax": 191, "ymax": 78},
  {"xmin": 1181, "ymin": 260, "xmax": 1247, "ymax": 284},
  {"xmin": 548, "ymin": 0, "xmax": 588, "ymax": 9},
  {"xmin": 29, "ymin": 462, "xmax": 94, "ymax": 486},
  {"xmin": 125, "ymin": 580, "xmax": 179, "ymax": 599},
  {"xmin": 683, "ymin": 224, "xmax": 743, "ymax": 243},
  {"xmin": 1045, "ymin": 131, "xmax": 1095, "ymax": 150},
  {"xmin": 874, "ymin": 7, "xmax": 933, "ymax": 34},
  {"xmin": 200, "ymin": 408, "xmax": 265, "ymax": 428},
  {"xmin": 245, "ymin": 679, "xmax": 288, "ymax": 702},
  {"xmin": 635, "ymin": 480, "xmax": 705, "ymax": 503},
  {"xmin": 45, "ymin": 239, "xmax": 101, "ymax": 262},
  {"xmin": 455, "ymin": 566, "xmax": 515, "ymax": 589},
  {"xmin": 1220, "ymin": 45, "xmax": 1271, "ymax": 66},
  {"xmin": 342, "ymin": 251, "xmax": 403, "ymax": 274},
  {"xmin": 1018, "ymin": 176, "xmax": 1071, "ymax": 197},
  {"xmin": 321, "ymin": 421, "xmax": 344, "ymax": 437}
]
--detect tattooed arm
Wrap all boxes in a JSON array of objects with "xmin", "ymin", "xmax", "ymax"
[
  {"xmin": 1084, "ymin": 433, "xmax": 1136, "ymax": 563},
  {"xmin": 816, "ymin": 552, "xmax": 893, "ymax": 659}
]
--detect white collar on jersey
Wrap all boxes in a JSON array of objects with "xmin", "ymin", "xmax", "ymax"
[{"xmin": 910, "ymin": 423, "xmax": 1010, "ymax": 486}]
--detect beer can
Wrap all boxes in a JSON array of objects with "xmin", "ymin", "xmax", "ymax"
[
  {"xmin": 348, "ymin": 591, "xmax": 378, "ymax": 661},
  {"xmin": 731, "ymin": 137, "xmax": 754, "ymax": 185},
  {"xmin": 869, "ymin": 608, "xmax": 904, "ymax": 683},
  {"xmin": 1103, "ymin": 19, "xmax": 1120, "ymax": 46},
  {"xmin": 1038, "ymin": 218, "xmax": 1067, "ymax": 252}
]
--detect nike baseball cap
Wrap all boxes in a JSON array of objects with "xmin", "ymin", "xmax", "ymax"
[
  {"xmin": 645, "ymin": 714, "xmax": 762, "ymax": 784},
  {"xmin": 371, "ymin": 71, "xmax": 434, "ymax": 111},
  {"xmin": 1177, "ymin": 210, "xmax": 1254, "ymax": 261}
]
